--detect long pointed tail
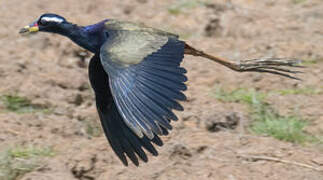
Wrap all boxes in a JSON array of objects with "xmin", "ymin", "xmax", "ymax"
[{"xmin": 184, "ymin": 43, "xmax": 304, "ymax": 80}]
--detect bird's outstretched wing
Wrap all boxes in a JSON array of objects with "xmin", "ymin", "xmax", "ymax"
[
  {"xmin": 88, "ymin": 54, "xmax": 163, "ymax": 166},
  {"xmin": 100, "ymin": 21, "xmax": 187, "ymax": 140}
]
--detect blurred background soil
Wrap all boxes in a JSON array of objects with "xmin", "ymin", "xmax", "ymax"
[{"xmin": 0, "ymin": 0, "xmax": 323, "ymax": 179}]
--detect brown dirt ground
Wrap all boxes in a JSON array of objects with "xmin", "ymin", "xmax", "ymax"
[{"xmin": 1, "ymin": 0, "xmax": 323, "ymax": 179}]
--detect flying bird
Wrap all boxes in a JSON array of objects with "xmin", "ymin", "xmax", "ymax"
[{"xmin": 19, "ymin": 13, "xmax": 303, "ymax": 166}]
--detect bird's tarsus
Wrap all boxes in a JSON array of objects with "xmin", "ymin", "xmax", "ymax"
[{"xmin": 184, "ymin": 43, "xmax": 304, "ymax": 80}]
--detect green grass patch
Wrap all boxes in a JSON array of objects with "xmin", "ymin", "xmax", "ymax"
[
  {"xmin": 212, "ymin": 86, "xmax": 314, "ymax": 144},
  {"xmin": 212, "ymin": 87, "xmax": 266, "ymax": 105},
  {"xmin": 302, "ymin": 59, "xmax": 318, "ymax": 65},
  {"xmin": 168, "ymin": 0, "xmax": 208, "ymax": 15},
  {"xmin": 276, "ymin": 87, "xmax": 322, "ymax": 95},
  {"xmin": 292, "ymin": 0, "xmax": 307, "ymax": 4},
  {"xmin": 0, "ymin": 95, "xmax": 50, "ymax": 114},
  {"xmin": 300, "ymin": 57, "xmax": 323, "ymax": 65},
  {"xmin": 8, "ymin": 146, "xmax": 55, "ymax": 159},
  {"xmin": 0, "ymin": 146, "xmax": 55, "ymax": 180},
  {"xmin": 85, "ymin": 119, "xmax": 102, "ymax": 138},
  {"xmin": 250, "ymin": 104, "xmax": 309, "ymax": 144}
]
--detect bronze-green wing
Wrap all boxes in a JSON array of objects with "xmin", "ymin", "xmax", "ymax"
[
  {"xmin": 104, "ymin": 19, "xmax": 179, "ymax": 38},
  {"xmin": 100, "ymin": 20, "xmax": 187, "ymax": 140}
]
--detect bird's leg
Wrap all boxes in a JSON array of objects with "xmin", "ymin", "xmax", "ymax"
[{"xmin": 184, "ymin": 43, "xmax": 304, "ymax": 80}]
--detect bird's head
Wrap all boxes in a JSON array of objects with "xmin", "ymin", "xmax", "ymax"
[{"xmin": 19, "ymin": 13, "xmax": 67, "ymax": 34}]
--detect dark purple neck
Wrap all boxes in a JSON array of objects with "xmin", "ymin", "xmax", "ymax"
[
  {"xmin": 61, "ymin": 20, "xmax": 109, "ymax": 53},
  {"xmin": 83, "ymin": 19, "xmax": 108, "ymax": 34}
]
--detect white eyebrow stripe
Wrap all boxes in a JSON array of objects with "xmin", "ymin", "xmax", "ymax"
[{"xmin": 41, "ymin": 17, "xmax": 64, "ymax": 23}]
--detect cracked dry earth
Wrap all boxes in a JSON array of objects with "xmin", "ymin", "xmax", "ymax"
[{"xmin": 1, "ymin": 0, "xmax": 323, "ymax": 180}]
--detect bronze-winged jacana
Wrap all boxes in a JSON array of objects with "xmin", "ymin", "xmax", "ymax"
[{"xmin": 19, "ymin": 13, "xmax": 302, "ymax": 166}]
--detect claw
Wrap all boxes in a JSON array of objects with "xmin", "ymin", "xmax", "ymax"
[
  {"xmin": 239, "ymin": 58, "xmax": 304, "ymax": 80},
  {"xmin": 247, "ymin": 68, "xmax": 302, "ymax": 81},
  {"xmin": 261, "ymin": 67, "xmax": 303, "ymax": 74},
  {"xmin": 241, "ymin": 58, "xmax": 303, "ymax": 67}
]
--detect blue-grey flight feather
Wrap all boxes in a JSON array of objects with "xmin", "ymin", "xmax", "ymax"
[{"xmin": 100, "ymin": 20, "xmax": 187, "ymax": 139}]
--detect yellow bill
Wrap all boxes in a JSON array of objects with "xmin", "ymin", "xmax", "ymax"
[{"xmin": 19, "ymin": 24, "xmax": 39, "ymax": 34}]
